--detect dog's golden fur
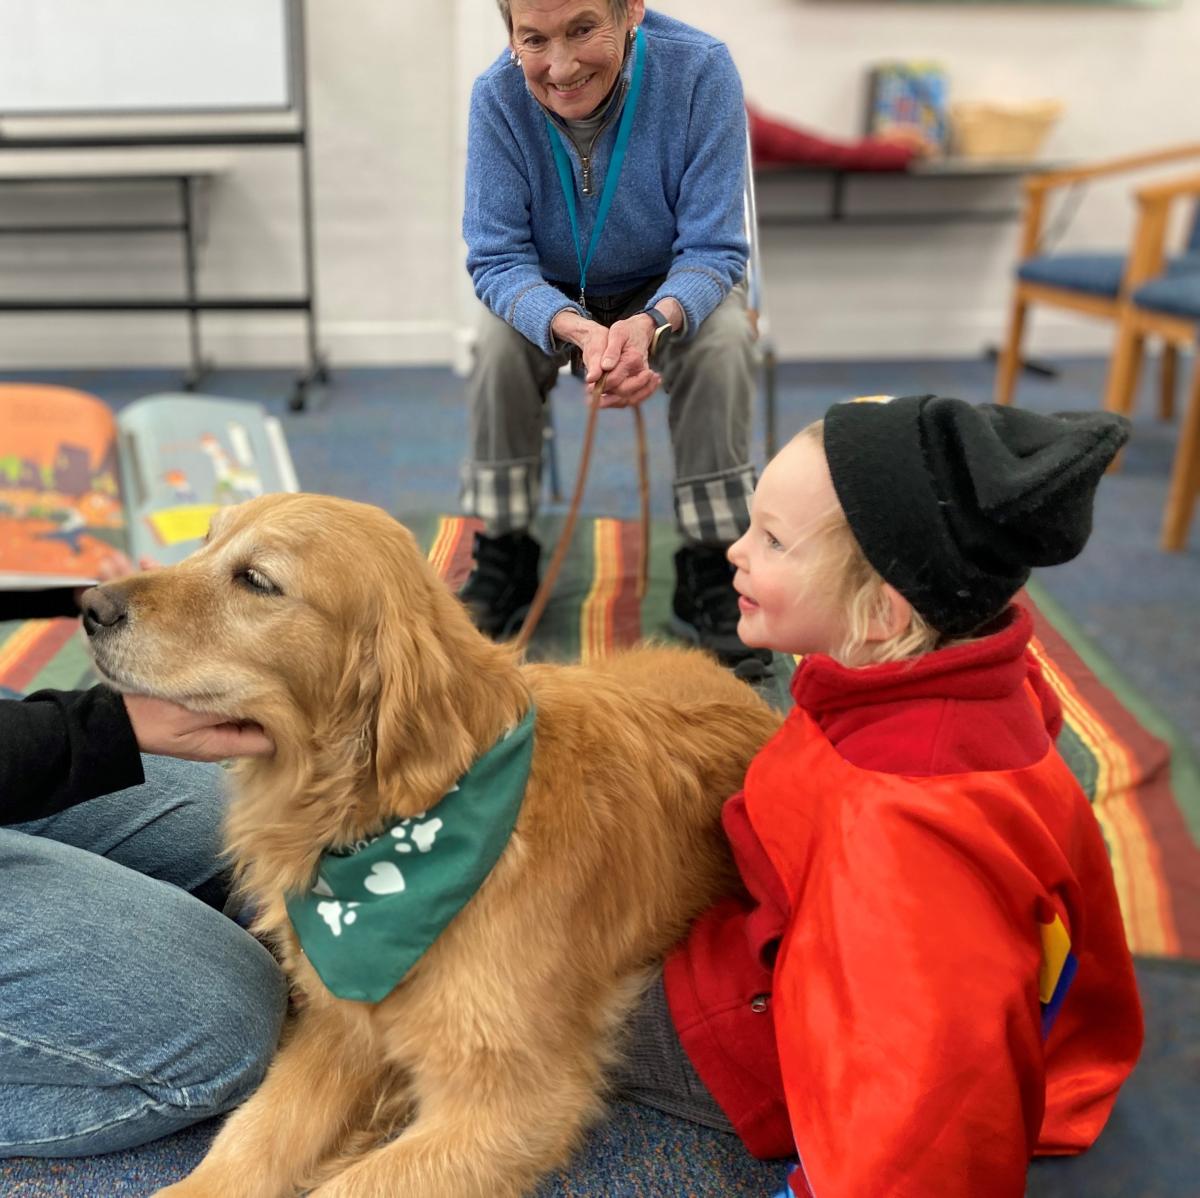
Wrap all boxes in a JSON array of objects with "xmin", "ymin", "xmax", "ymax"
[{"xmin": 86, "ymin": 493, "xmax": 780, "ymax": 1198}]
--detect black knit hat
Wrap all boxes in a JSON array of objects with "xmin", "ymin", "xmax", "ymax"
[{"xmin": 822, "ymin": 395, "xmax": 1131, "ymax": 636}]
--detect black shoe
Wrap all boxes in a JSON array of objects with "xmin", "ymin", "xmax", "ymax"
[
  {"xmin": 668, "ymin": 545, "xmax": 774, "ymax": 682},
  {"xmin": 459, "ymin": 531, "xmax": 541, "ymax": 640}
]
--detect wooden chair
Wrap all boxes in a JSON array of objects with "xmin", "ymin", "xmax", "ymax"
[
  {"xmin": 1101, "ymin": 171, "xmax": 1200, "ymax": 551},
  {"xmin": 995, "ymin": 143, "xmax": 1200, "ymax": 411}
]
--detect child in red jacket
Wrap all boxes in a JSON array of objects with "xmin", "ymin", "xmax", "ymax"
[{"xmin": 612, "ymin": 395, "xmax": 1143, "ymax": 1197}]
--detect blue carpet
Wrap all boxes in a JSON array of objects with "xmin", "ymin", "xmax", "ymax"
[
  {"xmin": 0, "ymin": 1103, "xmax": 786, "ymax": 1197},
  {"xmin": 1, "ymin": 358, "xmax": 1195, "ymax": 1195}
]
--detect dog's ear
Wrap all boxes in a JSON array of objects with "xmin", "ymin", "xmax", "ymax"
[{"xmin": 368, "ymin": 568, "xmax": 477, "ymax": 809}]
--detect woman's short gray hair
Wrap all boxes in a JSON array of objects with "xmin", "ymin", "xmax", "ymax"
[{"xmin": 496, "ymin": 0, "xmax": 629, "ymax": 34}]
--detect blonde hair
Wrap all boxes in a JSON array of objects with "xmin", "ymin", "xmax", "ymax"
[{"xmin": 795, "ymin": 420, "xmax": 959, "ymax": 668}]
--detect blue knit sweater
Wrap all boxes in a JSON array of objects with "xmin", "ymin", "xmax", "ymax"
[{"xmin": 463, "ymin": 9, "xmax": 749, "ymax": 355}]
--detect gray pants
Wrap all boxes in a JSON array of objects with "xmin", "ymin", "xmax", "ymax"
[
  {"xmin": 461, "ymin": 280, "xmax": 757, "ymax": 546},
  {"xmin": 610, "ymin": 970, "xmax": 736, "ymax": 1135}
]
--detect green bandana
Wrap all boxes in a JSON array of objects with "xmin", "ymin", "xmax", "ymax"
[{"xmin": 286, "ymin": 705, "xmax": 536, "ymax": 1003}]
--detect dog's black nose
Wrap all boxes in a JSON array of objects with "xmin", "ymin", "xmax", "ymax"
[{"xmin": 81, "ymin": 585, "xmax": 128, "ymax": 637}]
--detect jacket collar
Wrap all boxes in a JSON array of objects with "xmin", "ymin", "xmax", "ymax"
[{"xmin": 790, "ymin": 604, "xmax": 1033, "ymax": 721}]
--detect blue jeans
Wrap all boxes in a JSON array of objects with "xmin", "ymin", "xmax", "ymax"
[{"xmin": 0, "ymin": 754, "xmax": 288, "ymax": 1158}]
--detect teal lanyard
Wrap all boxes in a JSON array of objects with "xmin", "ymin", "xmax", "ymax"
[{"xmin": 545, "ymin": 25, "xmax": 645, "ymax": 311}]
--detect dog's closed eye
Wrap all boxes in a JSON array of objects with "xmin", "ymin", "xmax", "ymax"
[{"xmin": 235, "ymin": 566, "xmax": 283, "ymax": 597}]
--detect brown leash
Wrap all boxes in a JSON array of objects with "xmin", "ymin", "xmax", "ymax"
[{"xmin": 514, "ymin": 376, "xmax": 651, "ymax": 652}]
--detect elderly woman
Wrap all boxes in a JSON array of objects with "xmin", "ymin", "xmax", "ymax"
[{"xmin": 460, "ymin": 0, "xmax": 771, "ymax": 680}]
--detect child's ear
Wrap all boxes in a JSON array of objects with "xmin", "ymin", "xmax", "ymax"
[{"xmin": 865, "ymin": 582, "xmax": 913, "ymax": 643}]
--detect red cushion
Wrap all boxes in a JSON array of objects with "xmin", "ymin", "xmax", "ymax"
[{"xmin": 747, "ymin": 104, "xmax": 915, "ymax": 171}]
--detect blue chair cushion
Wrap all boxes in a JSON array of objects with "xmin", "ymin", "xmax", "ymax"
[
  {"xmin": 1132, "ymin": 272, "xmax": 1200, "ymax": 320},
  {"xmin": 1018, "ymin": 251, "xmax": 1200, "ymax": 300},
  {"xmin": 1167, "ymin": 251, "xmax": 1200, "ymax": 279},
  {"xmin": 1017, "ymin": 253, "xmax": 1127, "ymax": 298}
]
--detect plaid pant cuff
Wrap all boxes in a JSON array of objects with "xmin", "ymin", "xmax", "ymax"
[
  {"xmin": 673, "ymin": 465, "xmax": 755, "ymax": 545},
  {"xmin": 460, "ymin": 457, "xmax": 541, "ymax": 536}
]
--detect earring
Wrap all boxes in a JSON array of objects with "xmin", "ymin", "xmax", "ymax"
[{"xmin": 510, "ymin": 49, "xmax": 521, "ymax": 65}]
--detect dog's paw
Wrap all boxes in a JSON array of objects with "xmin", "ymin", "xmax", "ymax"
[{"xmin": 154, "ymin": 1177, "xmax": 284, "ymax": 1198}]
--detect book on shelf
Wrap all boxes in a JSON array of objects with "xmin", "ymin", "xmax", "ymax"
[
  {"xmin": 0, "ymin": 385, "xmax": 297, "ymax": 591},
  {"xmin": 865, "ymin": 61, "xmax": 949, "ymax": 154}
]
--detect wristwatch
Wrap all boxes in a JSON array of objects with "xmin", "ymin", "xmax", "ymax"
[{"xmin": 644, "ymin": 307, "xmax": 675, "ymax": 365}]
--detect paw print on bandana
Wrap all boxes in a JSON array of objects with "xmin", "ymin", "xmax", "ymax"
[
  {"xmin": 316, "ymin": 899, "xmax": 360, "ymax": 937},
  {"xmin": 312, "ymin": 875, "xmax": 361, "ymax": 937},
  {"xmin": 389, "ymin": 814, "xmax": 444, "ymax": 855}
]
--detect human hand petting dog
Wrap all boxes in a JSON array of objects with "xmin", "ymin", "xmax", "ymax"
[{"xmin": 123, "ymin": 692, "xmax": 274, "ymax": 761}]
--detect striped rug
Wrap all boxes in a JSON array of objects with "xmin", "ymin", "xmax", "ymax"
[{"xmin": 5, "ymin": 514, "xmax": 1197, "ymax": 961}]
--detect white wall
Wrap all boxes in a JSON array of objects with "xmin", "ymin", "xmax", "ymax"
[
  {"xmin": 658, "ymin": 0, "xmax": 1200, "ymax": 359},
  {"xmin": 0, "ymin": 0, "xmax": 465, "ymax": 370},
  {"xmin": 0, "ymin": 0, "xmax": 1195, "ymax": 370}
]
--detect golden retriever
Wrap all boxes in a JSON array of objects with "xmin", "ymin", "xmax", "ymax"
[{"xmin": 81, "ymin": 493, "xmax": 780, "ymax": 1198}]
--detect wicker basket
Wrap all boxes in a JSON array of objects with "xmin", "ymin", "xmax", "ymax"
[{"xmin": 950, "ymin": 100, "xmax": 1063, "ymax": 159}]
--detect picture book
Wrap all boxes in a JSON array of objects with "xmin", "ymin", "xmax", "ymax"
[
  {"xmin": 0, "ymin": 384, "xmax": 298, "ymax": 590},
  {"xmin": 865, "ymin": 61, "xmax": 949, "ymax": 154}
]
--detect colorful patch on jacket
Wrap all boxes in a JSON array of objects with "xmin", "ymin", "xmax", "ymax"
[{"xmin": 1038, "ymin": 911, "xmax": 1078, "ymax": 1037}]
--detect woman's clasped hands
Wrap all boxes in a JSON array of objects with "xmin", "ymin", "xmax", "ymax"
[{"xmin": 554, "ymin": 307, "xmax": 662, "ymax": 408}]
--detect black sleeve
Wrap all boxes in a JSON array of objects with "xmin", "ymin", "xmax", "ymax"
[
  {"xmin": 1, "ymin": 686, "xmax": 145, "ymax": 826},
  {"xmin": 0, "ymin": 589, "xmax": 82, "ymax": 622}
]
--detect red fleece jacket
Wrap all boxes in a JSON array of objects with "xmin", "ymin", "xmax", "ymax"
[{"xmin": 663, "ymin": 607, "xmax": 1142, "ymax": 1195}]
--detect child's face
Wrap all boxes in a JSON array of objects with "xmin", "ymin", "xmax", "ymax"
[{"xmin": 728, "ymin": 435, "xmax": 848, "ymax": 658}]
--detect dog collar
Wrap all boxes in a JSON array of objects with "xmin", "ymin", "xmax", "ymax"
[{"xmin": 286, "ymin": 705, "xmax": 536, "ymax": 1003}]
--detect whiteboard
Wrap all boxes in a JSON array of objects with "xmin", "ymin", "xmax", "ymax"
[{"xmin": 0, "ymin": 0, "xmax": 293, "ymax": 116}]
